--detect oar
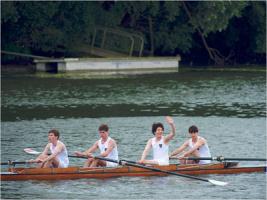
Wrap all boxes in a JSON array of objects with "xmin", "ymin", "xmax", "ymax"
[
  {"xmin": 24, "ymin": 148, "xmax": 87, "ymax": 159},
  {"xmin": 94, "ymin": 156, "xmax": 228, "ymax": 186},
  {"xmin": 1, "ymin": 160, "xmax": 39, "ymax": 165},
  {"xmin": 24, "ymin": 148, "xmax": 41, "ymax": 155},
  {"xmin": 170, "ymin": 156, "xmax": 267, "ymax": 162}
]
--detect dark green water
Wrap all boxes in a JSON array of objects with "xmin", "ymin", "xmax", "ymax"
[{"xmin": 1, "ymin": 71, "xmax": 266, "ymax": 199}]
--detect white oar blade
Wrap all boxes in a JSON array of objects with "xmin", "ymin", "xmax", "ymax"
[
  {"xmin": 209, "ymin": 179, "xmax": 228, "ymax": 186},
  {"xmin": 24, "ymin": 148, "xmax": 41, "ymax": 155}
]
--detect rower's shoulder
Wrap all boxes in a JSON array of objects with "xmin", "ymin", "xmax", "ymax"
[
  {"xmin": 198, "ymin": 136, "xmax": 207, "ymax": 143},
  {"xmin": 57, "ymin": 140, "xmax": 67, "ymax": 147},
  {"xmin": 109, "ymin": 137, "xmax": 117, "ymax": 144}
]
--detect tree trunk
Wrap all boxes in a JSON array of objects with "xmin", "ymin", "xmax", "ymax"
[
  {"xmin": 182, "ymin": 1, "xmax": 229, "ymax": 66},
  {"xmin": 148, "ymin": 16, "xmax": 154, "ymax": 56}
]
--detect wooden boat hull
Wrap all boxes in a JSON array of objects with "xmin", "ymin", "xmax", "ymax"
[{"xmin": 1, "ymin": 162, "xmax": 266, "ymax": 181}]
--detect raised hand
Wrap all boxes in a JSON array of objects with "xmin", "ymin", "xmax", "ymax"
[{"xmin": 165, "ymin": 116, "xmax": 174, "ymax": 124}]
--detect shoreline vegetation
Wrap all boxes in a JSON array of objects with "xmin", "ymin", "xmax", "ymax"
[
  {"xmin": 1, "ymin": 63, "xmax": 266, "ymax": 74},
  {"xmin": 2, "ymin": 2, "xmax": 266, "ymax": 69}
]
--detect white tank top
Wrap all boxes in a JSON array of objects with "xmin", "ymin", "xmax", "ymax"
[
  {"xmin": 188, "ymin": 136, "xmax": 211, "ymax": 164},
  {"xmin": 98, "ymin": 137, "xmax": 119, "ymax": 160},
  {"xmin": 50, "ymin": 140, "xmax": 69, "ymax": 168},
  {"xmin": 152, "ymin": 137, "xmax": 169, "ymax": 165}
]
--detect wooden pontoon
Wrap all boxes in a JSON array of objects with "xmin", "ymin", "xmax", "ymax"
[{"xmin": 1, "ymin": 162, "xmax": 266, "ymax": 181}]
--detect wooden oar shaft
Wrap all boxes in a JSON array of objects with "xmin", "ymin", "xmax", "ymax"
[{"xmin": 94, "ymin": 156, "xmax": 225, "ymax": 184}]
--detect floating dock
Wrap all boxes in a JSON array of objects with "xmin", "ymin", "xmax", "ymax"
[{"xmin": 34, "ymin": 57, "xmax": 181, "ymax": 75}]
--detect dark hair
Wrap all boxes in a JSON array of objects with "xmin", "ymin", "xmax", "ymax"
[
  {"xmin": 49, "ymin": 129, "xmax": 60, "ymax": 139},
  {"xmin": 99, "ymin": 124, "xmax": 109, "ymax": 132},
  {"xmin": 152, "ymin": 122, "xmax": 164, "ymax": 135},
  {"xmin": 189, "ymin": 125, "xmax": 198, "ymax": 133}
]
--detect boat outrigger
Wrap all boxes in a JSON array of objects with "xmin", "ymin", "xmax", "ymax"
[{"xmin": 1, "ymin": 161, "xmax": 266, "ymax": 182}]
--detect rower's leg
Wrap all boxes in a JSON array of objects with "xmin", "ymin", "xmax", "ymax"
[
  {"xmin": 187, "ymin": 151, "xmax": 200, "ymax": 164},
  {"xmin": 89, "ymin": 159, "xmax": 106, "ymax": 167},
  {"xmin": 83, "ymin": 158, "xmax": 94, "ymax": 168},
  {"xmin": 41, "ymin": 157, "xmax": 60, "ymax": 168},
  {"xmin": 36, "ymin": 154, "xmax": 48, "ymax": 168}
]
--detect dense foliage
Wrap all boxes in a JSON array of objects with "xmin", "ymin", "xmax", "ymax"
[{"xmin": 1, "ymin": 1, "xmax": 266, "ymax": 66}]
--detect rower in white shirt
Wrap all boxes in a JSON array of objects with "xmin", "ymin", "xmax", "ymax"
[
  {"xmin": 170, "ymin": 125, "xmax": 211, "ymax": 164},
  {"xmin": 74, "ymin": 124, "xmax": 119, "ymax": 168},
  {"xmin": 138, "ymin": 116, "xmax": 175, "ymax": 166}
]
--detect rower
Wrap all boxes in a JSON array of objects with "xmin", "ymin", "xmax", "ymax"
[
  {"xmin": 170, "ymin": 125, "xmax": 211, "ymax": 164},
  {"xmin": 138, "ymin": 116, "xmax": 176, "ymax": 166},
  {"xmin": 32, "ymin": 129, "xmax": 69, "ymax": 168},
  {"xmin": 74, "ymin": 124, "xmax": 119, "ymax": 168}
]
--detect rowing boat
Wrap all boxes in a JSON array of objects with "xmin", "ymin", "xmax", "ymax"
[{"xmin": 1, "ymin": 162, "xmax": 266, "ymax": 181}]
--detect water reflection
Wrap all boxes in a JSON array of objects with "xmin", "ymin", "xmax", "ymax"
[{"xmin": 1, "ymin": 71, "xmax": 266, "ymax": 121}]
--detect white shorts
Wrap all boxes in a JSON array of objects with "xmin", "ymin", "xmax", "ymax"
[
  {"xmin": 106, "ymin": 161, "xmax": 118, "ymax": 167},
  {"xmin": 156, "ymin": 159, "xmax": 169, "ymax": 166},
  {"xmin": 57, "ymin": 159, "xmax": 69, "ymax": 168},
  {"xmin": 199, "ymin": 160, "xmax": 211, "ymax": 164}
]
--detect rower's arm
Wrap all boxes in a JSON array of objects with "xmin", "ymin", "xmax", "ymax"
[
  {"xmin": 170, "ymin": 141, "xmax": 188, "ymax": 157},
  {"xmin": 140, "ymin": 139, "xmax": 152, "ymax": 161},
  {"xmin": 84, "ymin": 141, "xmax": 98, "ymax": 156},
  {"xmin": 164, "ymin": 116, "xmax": 175, "ymax": 143},
  {"xmin": 42, "ymin": 144, "xmax": 50, "ymax": 156},
  {"xmin": 43, "ymin": 143, "xmax": 63, "ymax": 162},
  {"xmin": 183, "ymin": 139, "xmax": 205, "ymax": 157},
  {"xmin": 35, "ymin": 144, "xmax": 49, "ymax": 161},
  {"xmin": 75, "ymin": 141, "xmax": 98, "ymax": 157}
]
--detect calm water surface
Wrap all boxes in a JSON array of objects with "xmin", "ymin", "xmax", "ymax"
[{"xmin": 1, "ymin": 71, "xmax": 266, "ymax": 199}]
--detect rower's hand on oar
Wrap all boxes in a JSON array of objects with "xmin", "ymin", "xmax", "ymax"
[
  {"xmin": 87, "ymin": 153, "xmax": 94, "ymax": 158},
  {"xmin": 138, "ymin": 159, "xmax": 145, "ymax": 165},
  {"xmin": 28, "ymin": 159, "xmax": 40, "ymax": 163},
  {"xmin": 178, "ymin": 156, "xmax": 186, "ymax": 161},
  {"xmin": 169, "ymin": 155, "xmax": 185, "ymax": 160},
  {"xmin": 74, "ymin": 151, "xmax": 93, "ymax": 159},
  {"xmin": 74, "ymin": 151, "xmax": 85, "ymax": 157},
  {"xmin": 120, "ymin": 161, "xmax": 127, "ymax": 166},
  {"xmin": 169, "ymin": 156, "xmax": 178, "ymax": 159}
]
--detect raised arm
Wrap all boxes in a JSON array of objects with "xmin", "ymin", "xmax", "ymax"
[{"xmin": 164, "ymin": 116, "xmax": 175, "ymax": 144}]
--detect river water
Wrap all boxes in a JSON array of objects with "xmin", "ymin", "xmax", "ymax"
[{"xmin": 1, "ymin": 71, "xmax": 266, "ymax": 199}]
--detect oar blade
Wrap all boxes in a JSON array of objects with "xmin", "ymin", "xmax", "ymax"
[
  {"xmin": 24, "ymin": 148, "xmax": 41, "ymax": 155},
  {"xmin": 209, "ymin": 179, "xmax": 228, "ymax": 186}
]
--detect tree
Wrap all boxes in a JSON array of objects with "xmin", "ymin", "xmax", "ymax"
[{"xmin": 182, "ymin": 1, "xmax": 248, "ymax": 66}]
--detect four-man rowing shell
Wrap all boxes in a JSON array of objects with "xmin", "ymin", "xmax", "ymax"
[{"xmin": 1, "ymin": 162, "xmax": 266, "ymax": 181}]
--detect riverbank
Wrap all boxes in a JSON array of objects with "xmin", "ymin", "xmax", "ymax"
[
  {"xmin": 1, "ymin": 63, "xmax": 266, "ymax": 74},
  {"xmin": 1, "ymin": 64, "xmax": 36, "ymax": 74},
  {"xmin": 179, "ymin": 65, "xmax": 266, "ymax": 73}
]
